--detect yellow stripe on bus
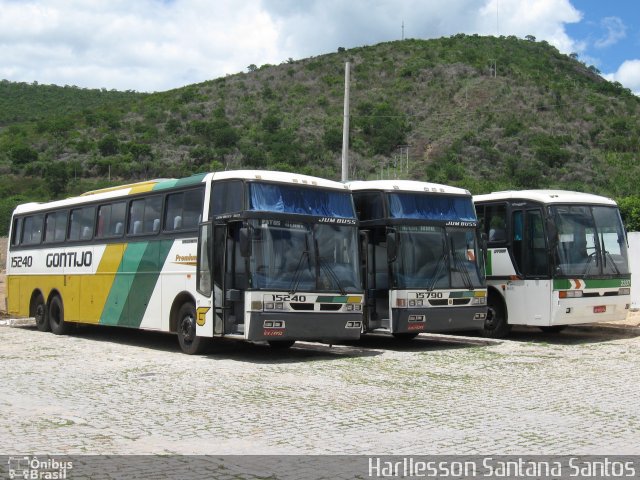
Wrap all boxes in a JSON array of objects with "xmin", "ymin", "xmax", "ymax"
[{"xmin": 78, "ymin": 243, "xmax": 126, "ymax": 323}]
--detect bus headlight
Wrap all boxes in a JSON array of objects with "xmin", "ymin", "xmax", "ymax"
[
  {"xmin": 472, "ymin": 297, "xmax": 486, "ymax": 305},
  {"xmin": 619, "ymin": 287, "xmax": 630, "ymax": 295},
  {"xmin": 265, "ymin": 302, "xmax": 286, "ymax": 310}
]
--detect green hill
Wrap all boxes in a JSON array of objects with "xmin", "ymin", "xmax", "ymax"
[{"xmin": 1, "ymin": 34, "xmax": 640, "ymax": 232}]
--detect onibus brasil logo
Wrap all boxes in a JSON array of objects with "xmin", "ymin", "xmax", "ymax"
[{"xmin": 7, "ymin": 457, "xmax": 73, "ymax": 479}]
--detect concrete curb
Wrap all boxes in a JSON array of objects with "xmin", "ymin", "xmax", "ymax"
[{"xmin": 0, "ymin": 317, "xmax": 35, "ymax": 327}]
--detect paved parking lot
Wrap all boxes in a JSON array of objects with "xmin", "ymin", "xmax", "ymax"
[{"xmin": 1, "ymin": 320, "xmax": 639, "ymax": 457}]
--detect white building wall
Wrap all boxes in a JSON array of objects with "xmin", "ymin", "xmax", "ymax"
[{"xmin": 629, "ymin": 232, "xmax": 640, "ymax": 310}]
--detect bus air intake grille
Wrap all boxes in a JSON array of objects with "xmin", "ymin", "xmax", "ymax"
[
  {"xmin": 290, "ymin": 303, "xmax": 314, "ymax": 311},
  {"xmin": 452, "ymin": 299, "xmax": 471, "ymax": 305},
  {"xmin": 603, "ymin": 291, "xmax": 619, "ymax": 296},
  {"xmin": 320, "ymin": 304, "xmax": 342, "ymax": 311},
  {"xmin": 582, "ymin": 292, "xmax": 601, "ymax": 298},
  {"xmin": 429, "ymin": 299, "xmax": 448, "ymax": 306}
]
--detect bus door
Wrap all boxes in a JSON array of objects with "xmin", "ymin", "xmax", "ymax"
[
  {"xmin": 222, "ymin": 221, "xmax": 247, "ymax": 335},
  {"xmin": 368, "ymin": 227, "xmax": 390, "ymax": 329},
  {"xmin": 359, "ymin": 230, "xmax": 371, "ymax": 328},
  {"xmin": 507, "ymin": 207, "xmax": 552, "ymax": 326}
]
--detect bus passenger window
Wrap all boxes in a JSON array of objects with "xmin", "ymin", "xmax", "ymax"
[
  {"xmin": 68, "ymin": 207, "xmax": 95, "ymax": 241},
  {"xmin": 97, "ymin": 202, "xmax": 126, "ymax": 238},
  {"xmin": 485, "ymin": 204, "xmax": 507, "ymax": 243},
  {"xmin": 44, "ymin": 211, "xmax": 67, "ymax": 243},
  {"xmin": 22, "ymin": 215, "xmax": 44, "ymax": 245},
  {"xmin": 11, "ymin": 218, "xmax": 23, "ymax": 246},
  {"xmin": 164, "ymin": 189, "xmax": 204, "ymax": 231},
  {"xmin": 129, "ymin": 196, "xmax": 161, "ymax": 235}
]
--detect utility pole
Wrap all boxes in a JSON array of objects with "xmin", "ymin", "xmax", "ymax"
[{"xmin": 341, "ymin": 62, "xmax": 350, "ymax": 182}]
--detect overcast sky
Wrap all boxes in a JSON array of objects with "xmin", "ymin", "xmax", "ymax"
[{"xmin": 1, "ymin": 0, "xmax": 638, "ymax": 94}]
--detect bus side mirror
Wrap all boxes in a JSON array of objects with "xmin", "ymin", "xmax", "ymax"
[
  {"xmin": 387, "ymin": 231, "xmax": 397, "ymax": 262},
  {"xmin": 480, "ymin": 232, "xmax": 488, "ymax": 251},
  {"xmin": 239, "ymin": 227, "xmax": 251, "ymax": 257}
]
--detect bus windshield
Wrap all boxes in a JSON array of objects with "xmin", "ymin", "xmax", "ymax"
[
  {"xmin": 249, "ymin": 182, "xmax": 354, "ymax": 218},
  {"xmin": 388, "ymin": 193, "xmax": 476, "ymax": 221},
  {"xmin": 392, "ymin": 226, "xmax": 485, "ymax": 289},
  {"xmin": 248, "ymin": 220, "xmax": 361, "ymax": 293},
  {"xmin": 551, "ymin": 205, "xmax": 629, "ymax": 276}
]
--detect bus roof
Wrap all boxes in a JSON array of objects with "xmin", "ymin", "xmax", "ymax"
[
  {"xmin": 347, "ymin": 179, "xmax": 470, "ymax": 196},
  {"xmin": 473, "ymin": 189, "xmax": 617, "ymax": 206},
  {"xmin": 206, "ymin": 170, "xmax": 350, "ymax": 190},
  {"xmin": 12, "ymin": 170, "xmax": 349, "ymax": 215}
]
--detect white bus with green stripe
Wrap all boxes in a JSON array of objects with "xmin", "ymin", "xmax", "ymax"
[
  {"xmin": 474, "ymin": 190, "xmax": 631, "ymax": 337},
  {"xmin": 7, "ymin": 170, "xmax": 363, "ymax": 354},
  {"xmin": 348, "ymin": 180, "xmax": 487, "ymax": 339}
]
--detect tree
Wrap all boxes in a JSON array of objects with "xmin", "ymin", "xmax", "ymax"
[
  {"xmin": 44, "ymin": 162, "xmax": 70, "ymax": 197},
  {"xmin": 98, "ymin": 135, "xmax": 119, "ymax": 156},
  {"xmin": 247, "ymin": 64, "xmax": 258, "ymax": 72},
  {"xmin": 10, "ymin": 145, "xmax": 38, "ymax": 166}
]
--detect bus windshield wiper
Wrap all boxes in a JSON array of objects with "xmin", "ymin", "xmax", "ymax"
[
  {"xmin": 428, "ymin": 238, "xmax": 448, "ymax": 291},
  {"xmin": 318, "ymin": 256, "xmax": 347, "ymax": 295},
  {"xmin": 602, "ymin": 250, "xmax": 621, "ymax": 275},
  {"xmin": 289, "ymin": 232, "xmax": 311, "ymax": 295}
]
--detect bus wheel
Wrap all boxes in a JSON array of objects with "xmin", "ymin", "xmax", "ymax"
[
  {"xmin": 177, "ymin": 303, "xmax": 208, "ymax": 355},
  {"xmin": 268, "ymin": 340, "xmax": 295, "ymax": 349},
  {"xmin": 539, "ymin": 325, "xmax": 567, "ymax": 334},
  {"xmin": 483, "ymin": 295, "xmax": 510, "ymax": 338},
  {"xmin": 33, "ymin": 294, "xmax": 50, "ymax": 332},
  {"xmin": 392, "ymin": 332, "xmax": 418, "ymax": 341},
  {"xmin": 48, "ymin": 295, "xmax": 68, "ymax": 335}
]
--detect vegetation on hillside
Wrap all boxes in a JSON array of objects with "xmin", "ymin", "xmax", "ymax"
[{"xmin": 1, "ymin": 34, "xmax": 639, "ymax": 233}]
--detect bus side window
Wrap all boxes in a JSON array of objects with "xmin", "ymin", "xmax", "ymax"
[
  {"xmin": 210, "ymin": 181, "xmax": 244, "ymax": 218},
  {"xmin": 485, "ymin": 204, "xmax": 507, "ymax": 243},
  {"xmin": 129, "ymin": 197, "xmax": 161, "ymax": 235},
  {"xmin": 68, "ymin": 206, "xmax": 95, "ymax": 242},
  {"xmin": 44, "ymin": 211, "xmax": 67, "ymax": 243},
  {"xmin": 22, "ymin": 215, "xmax": 44, "ymax": 245},
  {"xmin": 97, "ymin": 202, "xmax": 126, "ymax": 238},
  {"xmin": 11, "ymin": 217, "xmax": 23, "ymax": 246},
  {"xmin": 164, "ymin": 188, "xmax": 204, "ymax": 231}
]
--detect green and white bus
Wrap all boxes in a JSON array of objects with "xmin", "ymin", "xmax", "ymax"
[
  {"xmin": 7, "ymin": 170, "xmax": 364, "ymax": 354},
  {"xmin": 474, "ymin": 190, "xmax": 631, "ymax": 337},
  {"xmin": 349, "ymin": 180, "xmax": 487, "ymax": 338}
]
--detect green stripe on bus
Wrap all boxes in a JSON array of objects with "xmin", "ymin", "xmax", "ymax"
[
  {"xmin": 153, "ymin": 173, "xmax": 207, "ymax": 191},
  {"xmin": 100, "ymin": 242, "xmax": 148, "ymax": 326},
  {"xmin": 553, "ymin": 278, "xmax": 630, "ymax": 290},
  {"xmin": 449, "ymin": 291, "xmax": 478, "ymax": 298},
  {"xmin": 119, "ymin": 239, "xmax": 174, "ymax": 327},
  {"xmin": 316, "ymin": 296, "xmax": 348, "ymax": 303}
]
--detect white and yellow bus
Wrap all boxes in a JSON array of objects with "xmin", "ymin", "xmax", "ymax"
[
  {"xmin": 349, "ymin": 180, "xmax": 487, "ymax": 339},
  {"xmin": 474, "ymin": 190, "xmax": 631, "ymax": 337},
  {"xmin": 7, "ymin": 170, "xmax": 364, "ymax": 353}
]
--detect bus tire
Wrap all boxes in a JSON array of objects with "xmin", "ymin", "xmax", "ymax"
[
  {"xmin": 177, "ymin": 302, "xmax": 208, "ymax": 355},
  {"xmin": 32, "ymin": 293, "xmax": 50, "ymax": 332},
  {"xmin": 48, "ymin": 295, "xmax": 69, "ymax": 335},
  {"xmin": 539, "ymin": 325, "xmax": 567, "ymax": 334},
  {"xmin": 268, "ymin": 340, "xmax": 295, "ymax": 349},
  {"xmin": 392, "ymin": 332, "xmax": 419, "ymax": 341},
  {"xmin": 482, "ymin": 294, "xmax": 510, "ymax": 338}
]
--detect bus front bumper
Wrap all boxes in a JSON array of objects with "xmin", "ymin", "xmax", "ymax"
[
  {"xmin": 247, "ymin": 312, "xmax": 362, "ymax": 342},
  {"xmin": 392, "ymin": 306, "xmax": 487, "ymax": 334}
]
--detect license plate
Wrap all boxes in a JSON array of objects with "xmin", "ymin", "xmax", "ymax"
[{"xmin": 593, "ymin": 306, "xmax": 606, "ymax": 313}]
